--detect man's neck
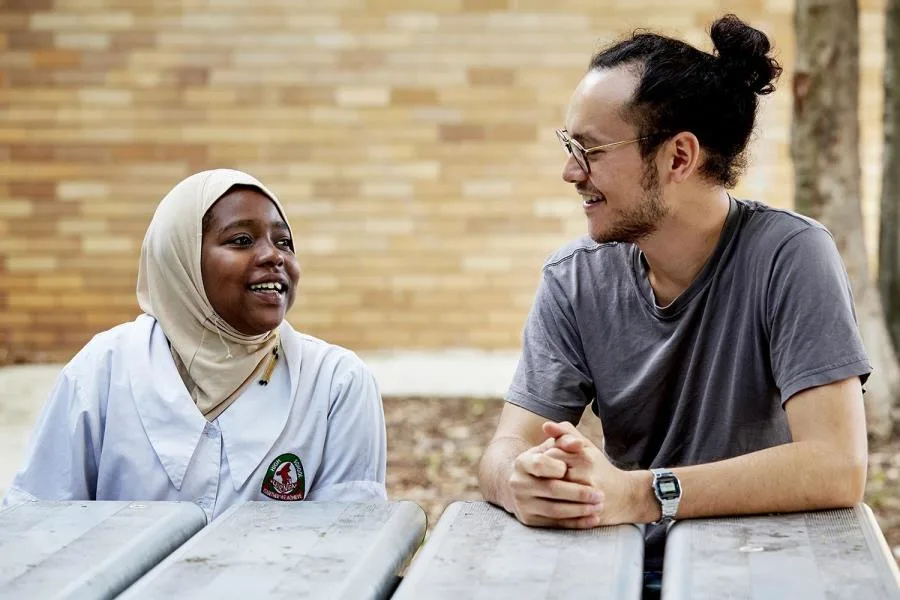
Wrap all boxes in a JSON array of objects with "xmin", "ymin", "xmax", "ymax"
[{"xmin": 638, "ymin": 189, "xmax": 731, "ymax": 306}]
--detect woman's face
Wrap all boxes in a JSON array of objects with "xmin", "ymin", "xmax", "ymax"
[{"xmin": 201, "ymin": 187, "xmax": 300, "ymax": 336}]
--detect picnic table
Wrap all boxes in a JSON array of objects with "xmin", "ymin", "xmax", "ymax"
[
  {"xmin": 118, "ymin": 500, "xmax": 426, "ymax": 600},
  {"xmin": 0, "ymin": 500, "xmax": 206, "ymax": 600},
  {"xmin": 5, "ymin": 499, "xmax": 899, "ymax": 599},
  {"xmin": 662, "ymin": 503, "xmax": 900, "ymax": 599},
  {"xmin": 393, "ymin": 500, "xmax": 645, "ymax": 599}
]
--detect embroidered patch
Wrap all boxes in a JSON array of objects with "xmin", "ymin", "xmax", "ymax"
[{"xmin": 261, "ymin": 453, "xmax": 305, "ymax": 501}]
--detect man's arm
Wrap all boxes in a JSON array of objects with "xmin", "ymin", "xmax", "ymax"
[
  {"xmin": 546, "ymin": 376, "xmax": 868, "ymax": 524},
  {"xmin": 478, "ymin": 402, "xmax": 606, "ymax": 528}
]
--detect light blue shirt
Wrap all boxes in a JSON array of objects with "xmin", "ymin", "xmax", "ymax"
[{"xmin": 4, "ymin": 315, "xmax": 387, "ymax": 520}]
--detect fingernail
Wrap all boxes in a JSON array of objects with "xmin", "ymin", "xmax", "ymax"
[{"xmin": 590, "ymin": 492, "xmax": 603, "ymax": 503}]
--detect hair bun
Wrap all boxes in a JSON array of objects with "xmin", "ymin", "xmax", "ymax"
[{"xmin": 711, "ymin": 14, "xmax": 782, "ymax": 95}]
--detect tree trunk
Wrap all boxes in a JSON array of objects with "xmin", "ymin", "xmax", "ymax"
[
  {"xmin": 881, "ymin": 0, "xmax": 900, "ymax": 360},
  {"xmin": 792, "ymin": 0, "xmax": 898, "ymax": 441}
]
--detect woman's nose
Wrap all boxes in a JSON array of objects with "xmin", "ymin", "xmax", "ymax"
[{"xmin": 258, "ymin": 240, "xmax": 284, "ymax": 266}]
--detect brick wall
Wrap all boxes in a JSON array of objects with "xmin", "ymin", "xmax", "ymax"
[{"xmin": 0, "ymin": 0, "xmax": 887, "ymax": 362}]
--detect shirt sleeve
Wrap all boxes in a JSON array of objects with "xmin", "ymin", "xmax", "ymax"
[
  {"xmin": 767, "ymin": 226, "xmax": 872, "ymax": 404},
  {"xmin": 306, "ymin": 354, "xmax": 387, "ymax": 502},
  {"xmin": 506, "ymin": 268, "xmax": 594, "ymax": 423},
  {"xmin": 2, "ymin": 367, "xmax": 101, "ymax": 506}
]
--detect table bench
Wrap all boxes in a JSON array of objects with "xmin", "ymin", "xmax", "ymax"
[
  {"xmin": 119, "ymin": 500, "xmax": 426, "ymax": 600},
  {"xmin": 0, "ymin": 500, "xmax": 207, "ymax": 600},
  {"xmin": 662, "ymin": 503, "xmax": 900, "ymax": 599},
  {"xmin": 393, "ymin": 500, "xmax": 645, "ymax": 599}
]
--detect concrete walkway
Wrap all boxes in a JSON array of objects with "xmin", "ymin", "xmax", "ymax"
[
  {"xmin": 0, "ymin": 365, "xmax": 60, "ymax": 498},
  {"xmin": 0, "ymin": 351, "xmax": 519, "ymax": 498}
]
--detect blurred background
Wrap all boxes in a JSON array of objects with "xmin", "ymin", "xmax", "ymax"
[
  {"xmin": 1, "ymin": 0, "xmax": 898, "ymax": 561},
  {"xmin": 3, "ymin": 0, "xmax": 883, "ymax": 363}
]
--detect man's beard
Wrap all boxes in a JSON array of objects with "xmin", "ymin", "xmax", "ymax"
[{"xmin": 591, "ymin": 161, "xmax": 669, "ymax": 245}]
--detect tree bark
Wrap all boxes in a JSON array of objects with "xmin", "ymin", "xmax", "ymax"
[
  {"xmin": 792, "ymin": 0, "xmax": 898, "ymax": 441},
  {"xmin": 881, "ymin": 0, "xmax": 900, "ymax": 360}
]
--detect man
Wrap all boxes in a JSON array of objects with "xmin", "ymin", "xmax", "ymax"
[{"xmin": 478, "ymin": 13, "xmax": 870, "ymax": 587}]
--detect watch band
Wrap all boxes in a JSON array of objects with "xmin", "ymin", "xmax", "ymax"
[{"xmin": 650, "ymin": 468, "xmax": 682, "ymax": 524}]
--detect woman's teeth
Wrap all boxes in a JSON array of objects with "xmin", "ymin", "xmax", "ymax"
[{"xmin": 249, "ymin": 282, "xmax": 284, "ymax": 292}]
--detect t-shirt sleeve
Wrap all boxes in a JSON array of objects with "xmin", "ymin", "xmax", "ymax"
[
  {"xmin": 306, "ymin": 354, "xmax": 387, "ymax": 502},
  {"xmin": 506, "ymin": 268, "xmax": 594, "ymax": 423},
  {"xmin": 767, "ymin": 226, "xmax": 872, "ymax": 404},
  {"xmin": 3, "ymin": 367, "xmax": 100, "ymax": 506}
]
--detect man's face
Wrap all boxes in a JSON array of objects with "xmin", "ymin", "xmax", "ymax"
[
  {"xmin": 201, "ymin": 188, "xmax": 301, "ymax": 336},
  {"xmin": 562, "ymin": 67, "xmax": 669, "ymax": 244}
]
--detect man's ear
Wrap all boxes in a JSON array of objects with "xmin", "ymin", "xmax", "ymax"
[{"xmin": 664, "ymin": 132, "xmax": 701, "ymax": 184}]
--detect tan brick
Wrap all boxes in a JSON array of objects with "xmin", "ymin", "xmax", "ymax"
[
  {"xmin": 0, "ymin": 312, "xmax": 33, "ymax": 326},
  {"xmin": 390, "ymin": 87, "xmax": 438, "ymax": 106},
  {"xmin": 11, "ymin": 330, "xmax": 57, "ymax": 345},
  {"xmin": 81, "ymin": 236, "xmax": 134, "ymax": 254},
  {"xmin": 35, "ymin": 275, "xmax": 83, "ymax": 290},
  {"xmin": 78, "ymin": 88, "xmax": 131, "ymax": 106},
  {"xmin": 7, "ymin": 293, "xmax": 57, "ymax": 309},
  {"xmin": 0, "ymin": 200, "xmax": 33, "ymax": 218},
  {"xmin": 7, "ymin": 31, "xmax": 53, "ymax": 50},
  {"xmin": 57, "ymin": 219, "xmax": 107, "ymax": 235},
  {"xmin": 32, "ymin": 50, "xmax": 81, "ymax": 69},
  {"xmin": 6, "ymin": 0, "xmax": 53, "ymax": 9},
  {"xmin": 56, "ymin": 33, "xmax": 110, "ymax": 50},
  {"xmin": 57, "ymin": 181, "xmax": 110, "ymax": 201},
  {"xmin": 461, "ymin": 256, "xmax": 514, "ymax": 272},
  {"xmin": 440, "ymin": 124, "xmax": 485, "ymax": 142},
  {"xmin": 468, "ymin": 67, "xmax": 517, "ymax": 86},
  {"xmin": 335, "ymin": 86, "xmax": 391, "ymax": 107},
  {"xmin": 5, "ymin": 257, "xmax": 57, "ymax": 272},
  {"xmin": 30, "ymin": 11, "xmax": 135, "ymax": 32}
]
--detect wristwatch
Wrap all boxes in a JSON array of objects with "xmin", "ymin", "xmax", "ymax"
[{"xmin": 650, "ymin": 468, "xmax": 682, "ymax": 524}]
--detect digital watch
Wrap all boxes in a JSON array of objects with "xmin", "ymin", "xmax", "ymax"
[{"xmin": 650, "ymin": 468, "xmax": 682, "ymax": 524}]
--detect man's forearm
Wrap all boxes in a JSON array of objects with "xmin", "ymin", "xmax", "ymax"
[
  {"xmin": 628, "ymin": 439, "xmax": 867, "ymax": 523},
  {"xmin": 478, "ymin": 436, "xmax": 531, "ymax": 513}
]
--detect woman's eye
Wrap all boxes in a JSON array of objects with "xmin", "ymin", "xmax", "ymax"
[
  {"xmin": 277, "ymin": 238, "xmax": 294, "ymax": 251},
  {"xmin": 230, "ymin": 235, "xmax": 252, "ymax": 246}
]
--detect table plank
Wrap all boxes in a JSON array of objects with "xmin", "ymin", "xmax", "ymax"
[
  {"xmin": 0, "ymin": 500, "xmax": 207, "ymax": 600},
  {"xmin": 119, "ymin": 501, "xmax": 426, "ymax": 600},
  {"xmin": 393, "ymin": 501, "xmax": 644, "ymax": 600},
  {"xmin": 662, "ymin": 503, "xmax": 900, "ymax": 600}
]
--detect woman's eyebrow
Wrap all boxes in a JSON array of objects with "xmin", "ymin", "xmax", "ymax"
[{"xmin": 218, "ymin": 219, "xmax": 289, "ymax": 233}]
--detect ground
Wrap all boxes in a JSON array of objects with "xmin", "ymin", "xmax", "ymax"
[{"xmin": 384, "ymin": 396, "xmax": 900, "ymax": 563}]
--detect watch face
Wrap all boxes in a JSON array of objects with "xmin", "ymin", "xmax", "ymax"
[{"xmin": 656, "ymin": 475, "xmax": 681, "ymax": 500}]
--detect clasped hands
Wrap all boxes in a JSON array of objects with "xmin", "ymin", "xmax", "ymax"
[{"xmin": 507, "ymin": 421, "xmax": 639, "ymax": 528}]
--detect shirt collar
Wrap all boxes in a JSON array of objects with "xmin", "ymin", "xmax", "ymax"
[{"xmin": 128, "ymin": 315, "xmax": 207, "ymax": 491}]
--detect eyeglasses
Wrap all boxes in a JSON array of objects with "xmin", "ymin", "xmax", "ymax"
[{"xmin": 556, "ymin": 128, "xmax": 648, "ymax": 175}]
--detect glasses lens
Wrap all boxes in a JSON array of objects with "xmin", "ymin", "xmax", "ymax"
[
  {"xmin": 556, "ymin": 130, "xmax": 589, "ymax": 174},
  {"xmin": 572, "ymin": 147, "xmax": 589, "ymax": 174},
  {"xmin": 556, "ymin": 129, "xmax": 571, "ymax": 155}
]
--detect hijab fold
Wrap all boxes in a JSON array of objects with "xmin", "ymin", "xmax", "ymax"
[{"xmin": 136, "ymin": 169, "xmax": 292, "ymax": 419}]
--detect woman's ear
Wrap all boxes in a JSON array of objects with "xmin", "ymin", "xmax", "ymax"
[{"xmin": 666, "ymin": 131, "xmax": 701, "ymax": 184}]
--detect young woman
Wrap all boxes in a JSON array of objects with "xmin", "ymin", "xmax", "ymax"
[{"xmin": 4, "ymin": 169, "xmax": 386, "ymax": 519}]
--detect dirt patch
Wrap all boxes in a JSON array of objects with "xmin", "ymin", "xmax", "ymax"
[{"xmin": 385, "ymin": 397, "xmax": 900, "ymax": 563}]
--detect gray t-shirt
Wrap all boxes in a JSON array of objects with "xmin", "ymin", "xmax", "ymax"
[{"xmin": 507, "ymin": 198, "xmax": 871, "ymax": 563}]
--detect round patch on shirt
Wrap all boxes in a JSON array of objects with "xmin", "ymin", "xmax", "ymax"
[{"xmin": 261, "ymin": 453, "xmax": 305, "ymax": 501}]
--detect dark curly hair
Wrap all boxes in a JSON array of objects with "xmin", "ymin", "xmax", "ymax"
[{"xmin": 589, "ymin": 14, "xmax": 782, "ymax": 188}]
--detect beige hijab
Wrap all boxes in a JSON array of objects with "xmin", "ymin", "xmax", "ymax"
[{"xmin": 137, "ymin": 169, "xmax": 293, "ymax": 420}]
